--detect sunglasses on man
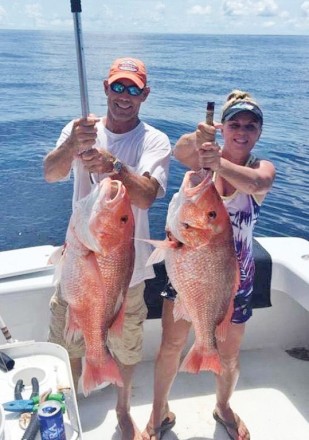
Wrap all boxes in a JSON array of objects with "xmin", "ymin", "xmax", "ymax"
[{"xmin": 110, "ymin": 81, "xmax": 144, "ymax": 96}]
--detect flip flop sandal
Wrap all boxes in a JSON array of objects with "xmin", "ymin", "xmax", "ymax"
[
  {"xmin": 213, "ymin": 410, "xmax": 245, "ymax": 440},
  {"xmin": 145, "ymin": 413, "xmax": 176, "ymax": 439}
]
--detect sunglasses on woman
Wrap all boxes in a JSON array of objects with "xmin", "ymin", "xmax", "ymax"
[{"xmin": 110, "ymin": 81, "xmax": 144, "ymax": 96}]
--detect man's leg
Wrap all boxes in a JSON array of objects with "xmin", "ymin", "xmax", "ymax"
[
  {"xmin": 115, "ymin": 363, "xmax": 141, "ymax": 440},
  {"xmin": 143, "ymin": 299, "xmax": 191, "ymax": 440},
  {"xmin": 214, "ymin": 322, "xmax": 250, "ymax": 440},
  {"xmin": 70, "ymin": 358, "xmax": 82, "ymax": 394},
  {"xmin": 108, "ymin": 282, "xmax": 147, "ymax": 440}
]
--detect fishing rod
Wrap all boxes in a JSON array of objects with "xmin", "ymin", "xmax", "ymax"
[
  {"xmin": 0, "ymin": 313, "xmax": 14, "ymax": 343},
  {"xmin": 201, "ymin": 101, "xmax": 216, "ymax": 172},
  {"xmin": 70, "ymin": 0, "xmax": 89, "ymax": 117},
  {"xmin": 0, "ymin": 312, "xmax": 16, "ymax": 372},
  {"xmin": 70, "ymin": 0, "xmax": 96, "ymax": 183}
]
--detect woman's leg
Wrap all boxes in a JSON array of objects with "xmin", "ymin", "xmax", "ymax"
[{"xmin": 214, "ymin": 322, "xmax": 250, "ymax": 440}]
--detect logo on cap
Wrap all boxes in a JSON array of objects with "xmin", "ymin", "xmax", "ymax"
[{"xmin": 117, "ymin": 60, "xmax": 139, "ymax": 73}]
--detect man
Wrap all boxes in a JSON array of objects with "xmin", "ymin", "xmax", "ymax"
[{"xmin": 44, "ymin": 57, "xmax": 171, "ymax": 440}]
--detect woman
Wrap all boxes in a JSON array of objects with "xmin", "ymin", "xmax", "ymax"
[{"xmin": 142, "ymin": 90, "xmax": 276, "ymax": 440}]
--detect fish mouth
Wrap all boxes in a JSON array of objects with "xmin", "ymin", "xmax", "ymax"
[
  {"xmin": 183, "ymin": 170, "xmax": 212, "ymax": 199},
  {"xmin": 166, "ymin": 230, "xmax": 183, "ymax": 247},
  {"xmin": 102, "ymin": 178, "xmax": 126, "ymax": 205}
]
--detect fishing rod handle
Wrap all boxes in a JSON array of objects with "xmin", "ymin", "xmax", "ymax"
[
  {"xmin": 206, "ymin": 101, "xmax": 215, "ymax": 125},
  {"xmin": 71, "ymin": 0, "xmax": 82, "ymax": 13}
]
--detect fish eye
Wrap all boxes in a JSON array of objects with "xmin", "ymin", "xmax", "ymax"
[
  {"xmin": 182, "ymin": 222, "xmax": 190, "ymax": 229},
  {"xmin": 120, "ymin": 215, "xmax": 129, "ymax": 223},
  {"xmin": 208, "ymin": 211, "xmax": 217, "ymax": 219}
]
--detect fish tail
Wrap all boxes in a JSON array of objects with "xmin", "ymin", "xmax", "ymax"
[
  {"xmin": 179, "ymin": 346, "xmax": 222, "ymax": 375},
  {"xmin": 82, "ymin": 353, "xmax": 123, "ymax": 396}
]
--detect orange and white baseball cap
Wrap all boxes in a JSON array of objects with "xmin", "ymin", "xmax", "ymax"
[{"xmin": 107, "ymin": 57, "xmax": 147, "ymax": 89}]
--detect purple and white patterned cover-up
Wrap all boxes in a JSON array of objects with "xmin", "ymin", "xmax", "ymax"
[{"xmin": 222, "ymin": 155, "xmax": 261, "ymax": 323}]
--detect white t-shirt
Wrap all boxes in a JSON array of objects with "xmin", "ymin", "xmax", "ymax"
[{"xmin": 56, "ymin": 119, "xmax": 171, "ymax": 286}]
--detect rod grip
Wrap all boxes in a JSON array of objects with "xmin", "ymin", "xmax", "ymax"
[
  {"xmin": 71, "ymin": 0, "xmax": 82, "ymax": 13},
  {"xmin": 206, "ymin": 101, "xmax": 215, "ymax": 125}
]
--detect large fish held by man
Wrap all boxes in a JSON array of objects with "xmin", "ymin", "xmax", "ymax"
[
  {"xmin": 148, "ymin": 170, "xmax": 240, "ymax": 375},
  {"xmin": 53, "ymin": 177, "xmax": 135, "ymax": 395}
]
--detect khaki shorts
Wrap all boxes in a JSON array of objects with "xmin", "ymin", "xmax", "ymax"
[{"xmin": 48, "ymin": 282, "xmax": 147, "ymax": 365}]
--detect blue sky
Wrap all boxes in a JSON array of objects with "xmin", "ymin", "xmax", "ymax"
[{"xmin": 0, "ymin": 0, "xmax": 308, "ymax": 35}]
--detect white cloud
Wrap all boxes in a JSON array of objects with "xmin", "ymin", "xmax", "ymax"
[
  {"xmin": 155, "ymin": 2, "xmax": 166, "ymax": 13},
  {"xmin": 0, "ymin": 6, "xmax": 7, "ymax": 25},
  {"xmin": 280, "ymin": 10, "xmax": 290, "ymax": 19},
  {"xmin": 262, "ymin": 20, "xmax": 276, "ymax": 27},
  {"xmin": 25, "ymin": 3, "xmax": 45, "ymax": 27},
  {"xmin": 222, "ymin": 0, "xmax": 247, "ymax": 16},
  {"xmin": 188, "ymin": 5, "xmax": 212, "ymax": 15},
  {"xmin": 222, "ymin": 0, "xmax": 279, "ymax": 17},
  {"xmin": 301, "ymin": 1, "xmax": 309, "ymax": 17},
  {"xmin": 148, "ymin": 1, "xmax": 166, "ymax": 24},
  {"xmin": 256, "ymin": 0, "xmax": 278, "ymax": 17}
]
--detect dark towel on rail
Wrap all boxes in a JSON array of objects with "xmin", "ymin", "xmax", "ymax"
[
  {"xmin": 251, "ymin": 238, "xmax": 272, "ymax": 308},
  {"xmin": 144, "ymin": 238, "xmax": 272, "ymax": 319},
  {"xmin": 144, "ymin": 262, "xmax": 166, "ymax": 319}
]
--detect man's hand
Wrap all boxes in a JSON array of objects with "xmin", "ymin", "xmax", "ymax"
[
  {"xmin": 70, "ymin": 114, "xmax": 100, "ymax": 154},
  {"xmin": 79, "ymin": 148, "xmax": 115, "ymax": 174}
]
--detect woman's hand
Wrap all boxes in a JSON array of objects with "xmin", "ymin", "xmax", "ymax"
[
  {"xmin": 196, "ymin": 121, "xmax": 217, "ymax": 148},
  {"xmin": 197, "ymin": 141, "xmax": 221, "ymax": 171}
]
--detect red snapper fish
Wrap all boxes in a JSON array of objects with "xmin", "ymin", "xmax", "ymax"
[
  {"xmin": 53, "ymin": 177, "xmax": 135, "ymax": 395},
  {"xmin": 148, "ymin": 170, "xmax": 240, "ymax": 375}
]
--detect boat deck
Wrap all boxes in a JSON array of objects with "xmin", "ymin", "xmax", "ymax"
[
  {"xmin": 78, "ymin": 346, "xmax": 309, "ymax": 440},
  {"xmin": 1, "ymin": 238, "xmax": 309, "ymax": 439}
]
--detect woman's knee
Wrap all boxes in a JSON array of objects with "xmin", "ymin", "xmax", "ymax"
[
  {"xmin": 220, "ymin": 352, "xmax": 240, "ymax": 373},
  {"xmin": 160, "ymin": 329, "xmax": 189, "ymax": 354}
]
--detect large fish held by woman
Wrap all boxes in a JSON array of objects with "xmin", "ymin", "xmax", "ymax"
[
  {"xmin": 53, "ymin": 177, "xmax": 135, "ymax": 395},
  {"xmin": 148, "ymin": 170, "xmax": 240, "ymax": 375}
]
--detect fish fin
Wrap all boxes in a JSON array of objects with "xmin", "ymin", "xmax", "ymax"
[
  {"xmin": 142, "ymin": 237, "xmax": 179, "ymax": 266},
  {"xmin": 50, "ymin": 246, "xmax": 65, "ymax": 285},
  {"xmin": 215, "ymin": 297, "xmax": 234, "ymax": 342},
  {"xmin": 82, "ymin": 353, "xmax": 123, "ymax": 396},
  {"xmin": 136, "ymin": 237, "xmax": 175, "ymax": 248},
  {"xmin": 234, "ymin": 258, "xmax": 241, "ymax": 292},
  {"xmin": 64, "ymin": 308, "xmax": 82, "ymax": 344},
  {"xmin": 109, "ymin": 299, "xmax": 126, "ymax": 337},
  {"xmin": 146, "ymin": 247, "xmax": 166, "ymax": 266},
  {"xmin": 179, "ymin": 346, "xmax": 222, "ymax": 375},
  {"xmin": 48, "ymin": 245, "xmax": 64, "ymax": 265},
  {"xmin": 215, "ymin": 274, "xmax": 238, "ymax": 342},
  {"xmin": 173, "ymin": 296, "xmax": 191, "ymax": 322},
  {"xmin": 215, "ymin": 313, "xmax": 232, "ymax": 342},
  {"xmin": 52, "ymin": 259, "xmax": 64, "ymax": 285}
]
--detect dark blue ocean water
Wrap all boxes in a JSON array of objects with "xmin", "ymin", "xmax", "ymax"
[{"xmin": 0, "ymin": 30, "xmax": 308, "ymax": 251}]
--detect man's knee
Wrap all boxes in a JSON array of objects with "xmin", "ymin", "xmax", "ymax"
[
  {"xmin": 108, "ymin": 282, "xmax": 147, "ymax": 365},
  {"xmin": 48, "ymin": 286, "xmax": 85, "ymax": 358}
]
